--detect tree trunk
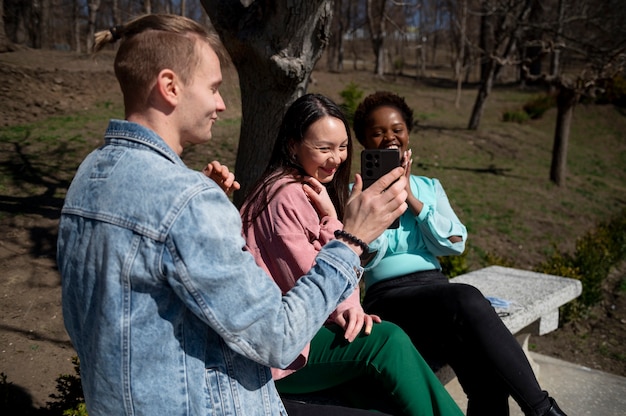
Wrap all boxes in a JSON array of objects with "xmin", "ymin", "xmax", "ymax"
[
  {"xmin": 478, "ymin": 0, "xmax": 494, "ymax": 83},
  {"xmin": 550, "ymin": 87, "xmax": 578, "ymax": 186},
  {"xmin": 367, "ymin": 0, "xmax": 387, "ymax": 77},
  {"xmin": 201, "ymin": 0, "xmax": 333, "ymax": 206},
  {"xmin": 73, "ymin": 0, "xmax": 81, "ymax": 53},
  {"xmin": 549, "ymin": 0, "xmax": 565, "ymax": 94},
  {"xmin": 469, "ymin": 0, "xmax": 532, "ymax": 130},
  {"xmin": 326, "ymin": 0, "xmax": 344, "ymax": 73},
  {"xmin": 86, "ymin": 1, "xmax": 100, "ymax": 52},
  {"xmin": 374, "ymin": 38, "xmax": 384, "ymax": 77},
  {"xmin": 41, "ymin": 0, "xmax": 51, "ymax": 49},
  {"xmin": 417, "ymin": 35, "xmax": 426, "ymax": 79},
  {"xmin": 0, "ymin": 0, "xmax": 16, "ymax": 52},
  {"xmin": 468, "ymin": 60, "xmax": 495, "ymax": 130},
  {"xmin": 453, "ymin": 0, "xmax": 467, "ymax": 108}
]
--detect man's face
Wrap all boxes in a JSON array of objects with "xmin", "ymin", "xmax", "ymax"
[{"xmin": 178, "ymin": 41, "xmax": 225, "ymax": 147}]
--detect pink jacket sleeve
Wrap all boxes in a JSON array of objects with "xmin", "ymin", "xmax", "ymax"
[{"xmin": 242, "ymin": 178, "xmax": 362, "ymax": 379}]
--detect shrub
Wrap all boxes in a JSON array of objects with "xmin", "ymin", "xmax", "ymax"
[
  {"xmin": 439, "ymin": 249, "xmax": 469, "ymax": 278},
  {"xmin": 339, "ymin": 82, "xmax": 364, "ymax": 123},
  {"xmin": 502, "ymin": 110, "xmax": 530, "ymax": 123},
  {"xmin": 596, "ymin": 74, "xmax": 626, "ymax": 107},
  {"xmin": 483, "ymin": 251, "xmax": 516, "ymax": 268},
  {"xmin": 537, "ymin": 208, "xmax": 626, "ymax": 321},
  {"xmin": 62, "ymin": 403, "xmax": 88, "ymax": 416},
  {"xmin": 45, "ymin": 357, "xmax": 86, "ymax": 416},
  {"xmin": 522, "ymin": 94, "xmax": 556, "ymax": 119}
]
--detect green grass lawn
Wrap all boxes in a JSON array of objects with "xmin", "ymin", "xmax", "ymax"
[{"xmin": 1, "ymin": 67, "xmax": 624, "ymax": 270}]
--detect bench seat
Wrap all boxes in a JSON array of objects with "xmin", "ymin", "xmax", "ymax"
[{"xmin": 431, "ymin": 265, "xmax": 582, "ymax": 384}]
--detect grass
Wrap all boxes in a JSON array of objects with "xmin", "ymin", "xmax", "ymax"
[{"xmin": 1, "ymin": 67, "xmax": 625, "ymax": 272}]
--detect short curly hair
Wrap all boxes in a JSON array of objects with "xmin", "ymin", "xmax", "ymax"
[{"xmin": 353, "ymin": 91, "xmax": 415, "ymax": 146}]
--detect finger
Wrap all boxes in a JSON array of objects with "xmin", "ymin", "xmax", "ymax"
[
  {"xmin": 210, "ymin": 160, "xmax": 223, "ymax": 173},
  {"xmin": 343, "ymin": 312, "xmax": 359, "ymax": 342},
  {"xmin": 334, "ymin": 315, "xmax": 347, "ymax": 330},
  {"xmin": 369, "ymin": 314, "xmax": 382, "ymax": 323},
  {"xmin": 401, "ymin": 150, "xmax": 410, "ymax": 168},
  {"xmin": 366, "ymin": 166, "xmax": 404, "ymax": 195},
  {"xmin": 303, "ymin": 177, "xmax": 323, "ymax": 194},
  {"xmin": 363, "ymin": 315, "xmax": 373, "ymax": 336},
  {"xmin": 348, "ymin": 173, "xmax": 363, "ymax": 202},
  {"xmin": 222, "ymin": 172, "xmax": 236, "ymax": 188},
  {"xmin": 302, "ymin": 185, "xmax": 319, "ymax": 203},
  {"xmin": 216, "ymin": 166, "xmax": 230, "ymax": 182},
  {"xmin": 202, "ymin": 164, "xmax": 214, "ymax": 177},
  {"xmin": 374, "ymin": 175, "xmax": 407, "ymax": 208}
]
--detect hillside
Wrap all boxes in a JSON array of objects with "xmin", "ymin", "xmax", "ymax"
[{"xmin": 0, "ymin": 49, "xmax": 624, "ymax": 412}]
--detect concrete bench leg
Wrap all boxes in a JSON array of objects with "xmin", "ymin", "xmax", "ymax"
[{"xmin": 516, "ymin": 332, "xmax": 540, "ymax": 379}]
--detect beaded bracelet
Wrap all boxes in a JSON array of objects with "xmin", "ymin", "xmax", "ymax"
[{"xmin": 334, "ymin": 229, "xmax": 369, "ymax": 255}]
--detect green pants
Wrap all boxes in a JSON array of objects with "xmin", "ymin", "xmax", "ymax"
[{"xmin": 275, "ymin": 321, "xmax": 463, "ymax": 416}]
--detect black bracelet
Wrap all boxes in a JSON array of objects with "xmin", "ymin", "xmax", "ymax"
[{"xmin": 334, "ymin": 229, "xmax": 369, "ymax": 255}]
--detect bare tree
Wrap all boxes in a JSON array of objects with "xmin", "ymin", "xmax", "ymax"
[
  {"xmin": 524, "ymin": 0, "xmax": 626, "ymax": 186},
  {"xmin": 326, "ymin": 0, "xmax": 347, "ymax": 72},
  {"xmin": 468, "ymin": 0, "xmax": 534, "ymax": 130},
  {"xmin": 4, "ymin": 0, "xmax": 39, "ymax": 47},
  {"xmin": 367, "ymin": 0, "xmax": 388, "ymax": 77},
  {"xmin": 112, "ymin": 0, "xmax": 121, "ymax": 25},
  {"xmin": 415, "ymin": 0, "xmax": 427, "ymax": 78},
  {"xmin": 548, "ymin": 0, "xmax": 565, "ymax": 87},
  {"xmin": 201, "ymin": 0, "xmax": 334, "ymax": 205},
  {"xmin": 73, "ymin": 0, "xmax": 82, "ymax": 52},
  {"xmin": 0, "ymin": 0, "xmax": 16, "ymax": 52},
  {"xmin": 86, "ymin": 1, "xmax": 101, "ymax": 51},
  {"xmin": 448, "ymin": 0, "xmax": 469, "ymax": 108}
]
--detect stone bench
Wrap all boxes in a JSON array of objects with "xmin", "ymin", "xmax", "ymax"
[
  {"xmin": 434, "ymin": 265, "xmax": 583, "ymax": 384},
  {"xmin": 281, "ymin": 265, "xmax": 583, "ymax": 405}
]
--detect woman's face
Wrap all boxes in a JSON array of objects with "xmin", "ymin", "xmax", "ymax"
[
  {"xmin": 362, "ymin": 105, "xmax": 410, "ymax": 153},
  {"xmin": 292, "ymin": 116, "xmax": 349, "ymax": 184}
]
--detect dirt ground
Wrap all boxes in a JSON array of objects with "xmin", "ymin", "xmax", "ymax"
[{"xmin": 1, "ymin": 49, "xmax": 625, "ymax": 412}]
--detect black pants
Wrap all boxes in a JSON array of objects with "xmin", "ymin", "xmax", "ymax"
[{"xmin": 362, "ymin": 270, "xmax": 551, "ymax": 416}]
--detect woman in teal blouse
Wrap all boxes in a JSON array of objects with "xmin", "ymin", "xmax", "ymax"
[{"xmin": 355, "ymin": 91, "xmax": 568, "ymax": 416}]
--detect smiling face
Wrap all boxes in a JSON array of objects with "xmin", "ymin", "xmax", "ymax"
[
  {"xmin": 362, "ymin": 105, "xmax": 410, "ymax": 153},
  {"xmin": 178, "ymin": 41, "xmax": 225, "ymax": 147},
  {"xmin": 291, "ymin": 116, "xmax": 349, "ymax": 184}
]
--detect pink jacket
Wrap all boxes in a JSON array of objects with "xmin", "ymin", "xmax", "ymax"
[{"xmin": 241, "ymin": 175, "xmax": 362, "ymax": 380}]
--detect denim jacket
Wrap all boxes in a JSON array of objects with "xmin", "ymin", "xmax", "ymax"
[{"xmin": 57, "ymin": 120, "xmax": 361, "ymax": 415}]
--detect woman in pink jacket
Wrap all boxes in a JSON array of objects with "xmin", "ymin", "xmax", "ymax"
[{"xmin": 240, "ymin": 93, "xmax": 463, "ymax": 416}]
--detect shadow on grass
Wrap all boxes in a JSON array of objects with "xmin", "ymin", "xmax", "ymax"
[{"xmin": 0, "ymin": 135, "xmax": 81, "ymax": 261}]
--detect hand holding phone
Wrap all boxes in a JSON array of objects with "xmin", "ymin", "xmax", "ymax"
[{"xmin": 361, "ymin": 149, "xmax": 401, "ymax": 228}]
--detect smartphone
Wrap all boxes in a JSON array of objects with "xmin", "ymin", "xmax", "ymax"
[{"xmin": 361, "ymin": 149, "xmax": 401, "ymax": 228}]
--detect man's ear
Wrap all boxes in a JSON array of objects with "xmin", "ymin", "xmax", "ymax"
[{"xmin": 155, "ymin": 69, "xmax": 179, "ymax": 106}]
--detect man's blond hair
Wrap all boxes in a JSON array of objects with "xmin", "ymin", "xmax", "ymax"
[{"xmin": 93, "ymin": 14, "xmax": 227, "ymax": 112}]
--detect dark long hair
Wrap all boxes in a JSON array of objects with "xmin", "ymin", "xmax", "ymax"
[{"xmin": 241, "ymin": 93, "xmax": 353, "ymax": 229}]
